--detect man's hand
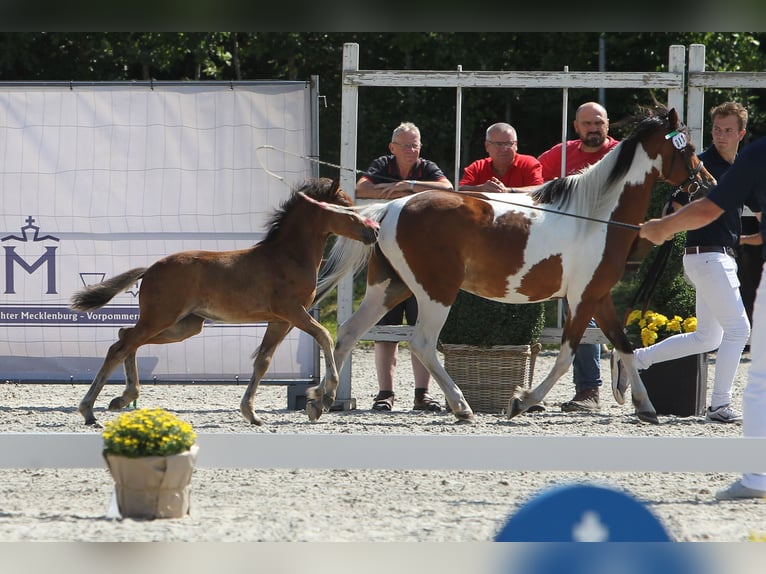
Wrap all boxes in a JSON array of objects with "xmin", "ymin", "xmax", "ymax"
[
  {"xmin": 639, "ymin": 218, "xmax": 675, "ymax": 245},
  {"xmin": 479, "ymin": 177, "xmax": 507, "ymax": 193}
]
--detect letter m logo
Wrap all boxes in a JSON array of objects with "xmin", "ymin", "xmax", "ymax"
[{"xmin": 4, "ymin": 246, "xmax": 58, "ymax": 294}]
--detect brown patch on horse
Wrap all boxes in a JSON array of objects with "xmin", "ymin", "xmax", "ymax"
[
  {"xmin": 395, "ymin": 192, "xmax": 532, "ymax": 305},
  {"xmin": 367, "ymin": 246, "xmax": 413, "ymax": 309},
  {"xmin": 518, "ymin": 254, "xmax": 564, "ymax": 300},
  {"xmin": 463, "ymin": 209, "xmax": 532, "ymax": 297}
]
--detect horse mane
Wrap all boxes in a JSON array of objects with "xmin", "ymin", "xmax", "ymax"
[
  {"xmin": 261, "ymin": 178, "xmax": 351, "ymax": 243},
  {"xmin": 529, "ymin": 104, "xmax": 675, "ymax": 214}
]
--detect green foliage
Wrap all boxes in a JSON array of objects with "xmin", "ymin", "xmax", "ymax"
[
  {"xmin": 439, "ymin": 290, "xmax": 545, "ymax": 347},
  {"xmin": 614, "ymin": 232, "xmax": 696, "ymax": 321},
  {"xmin": 3, "ymin": 32, "xmax": 764, "ymax": 178}
]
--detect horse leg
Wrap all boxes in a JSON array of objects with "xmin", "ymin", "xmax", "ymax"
[
  {"xmin": 108, "ymin": 340, "xmax": 141, "ymax": 411},
  {"xmin": 240, "ymin": 321, "xmax": 292, "ymax": 425},
  {"xmin": 509, "ymin": 345, "xmax": 576, "ymax": 418},
  {"xmin": 280, "ymin": 311, "xmax": 342, "ymax": 421},
  {"xmin": 78, "ymin": 329, "xmax": 136, "ymax": 426},
  {"xmin": 509, "ymin": 303, "xmax": 593, "ymax": 419},
  {"xmin": 407, "ymin": 307, "xmax": 474, "ymax": 422},
  {"xmin": 593, "ymin": 297, "xmax": 659, "ymax": 424},
  {"xmin": 310, "ymin": 282, "xmax": 395, "ymax": 420},
  {"xmin": 81, "ymin": 315, "xmax": 205, "ymax": 426}
]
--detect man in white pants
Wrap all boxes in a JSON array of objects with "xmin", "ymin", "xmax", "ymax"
[
  {"xmin": 613, "ymin": 102, "xmax": 753, "ymax": 423},
  {"xmin": 639, "ymin": 135, "xmax": 766, "ymax": 500}
]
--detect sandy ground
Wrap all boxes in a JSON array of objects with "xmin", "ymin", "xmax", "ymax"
[{"xmin": 1, "ymin": 345, "xmax": 765, "ymax": 545}]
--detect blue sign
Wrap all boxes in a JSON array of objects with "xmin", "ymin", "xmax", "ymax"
[
  {"xmin": 495, "ymin": 483, "xmax": 671, "ymax": 542},
  {"xmin": 494, "ymin": 483, "xmax": 706, "ymax": 574}
]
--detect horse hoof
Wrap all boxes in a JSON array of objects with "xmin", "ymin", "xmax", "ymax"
[
  {"xmin": 454, "ymin": 412, "xmax": 475, "ymax": 424},
  {"xmin": 508, "ymin": 398, "xmax": 526, "ymax": 419},
  {"xmin": 306, "ymin": 400, "xmax": 324, "ymax": 421},
  {"xmin": 107, "ymin": 397, "xmax": 128, "ymax": 411},
  {"xmin": 321, "ymin": 395, "xmax": 335, "ymax": 411},
  {"xmin": 637, "ymin": 410, "xmax": 660, "ymax": 425},
  {"xmin": 239, "ymin": 405, "xmax": 262, "ymax": 425}
]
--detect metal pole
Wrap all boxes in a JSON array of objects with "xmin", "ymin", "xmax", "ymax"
[
  {"xmin": 598, "ymin": 35, "xmax": 606, "ymax": 106},
  {"xmin": 454, "ymin": 65, "xmax": 463, "ymax": 189},
  {"xmin": 557, "ymin": 66, "xmax": 569, "ymax": 329}
]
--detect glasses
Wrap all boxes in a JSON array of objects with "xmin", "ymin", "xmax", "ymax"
[
  {"xmin": 487, "ymin": 141, "xmax": 517, "ymax": 148},
  {"xmin": 391, "ymin": 142, "xmax": 422, "ymax": 151}
]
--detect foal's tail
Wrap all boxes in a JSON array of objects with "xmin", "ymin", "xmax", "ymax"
[
  {"xmin": 313, "ymin": 202, "xmax": 388, "ymax": 306},
  {"xmin": 70, "ymin": 268, "xmax": 147, "ymax": 311}
]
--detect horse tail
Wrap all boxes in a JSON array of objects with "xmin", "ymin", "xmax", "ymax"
[
  {"xmin": 313, "ymin": 202, "xmax": 388, "ymax": 305},
  {"xmin": 70, "ymin": 268, "xmax": 147, "ymax": 311}
]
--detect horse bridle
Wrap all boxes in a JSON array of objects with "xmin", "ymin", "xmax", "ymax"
[{"xmin": 664, "ymin": 129, "xmax": 709, "ymax": 200}]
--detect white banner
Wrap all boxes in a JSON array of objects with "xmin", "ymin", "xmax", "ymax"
[{"xmin": 0, "ymin": 82, "xmax": 317, "ymax": 382}]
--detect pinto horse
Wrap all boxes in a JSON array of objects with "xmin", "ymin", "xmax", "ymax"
[
  {"xmin": 70, "ymin": 178, "xmax": 379, "ymax": 426},
  {"xmin": 306, "ymin": 106, "xmax": 715, "ymax": 424}
]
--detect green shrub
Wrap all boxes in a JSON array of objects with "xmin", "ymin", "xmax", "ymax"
[{"xmin": 439, "ymin": 290, "xmax": 545, "ymax": 347}]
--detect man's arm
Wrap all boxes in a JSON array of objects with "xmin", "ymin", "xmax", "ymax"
[
  {"xmin": 356, "ymin": 177, "xmax": 411, "ymax": 199},
  {"xmin": 356, "ymin": 176, "xmax": 453, "ymax": 199},
  {"xmin": 741, "ymin": 211, "xmax": 763, "ymax": 246},
  {"xmin": 639, "ymin": 197, "xmax": 724, "ymax": 245}
]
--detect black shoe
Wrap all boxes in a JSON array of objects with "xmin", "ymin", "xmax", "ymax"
[{"xmin": 561, "ymin": 388, "xmax": 600, "ymax": 412}]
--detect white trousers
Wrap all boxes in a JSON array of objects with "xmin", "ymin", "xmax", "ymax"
[
  {"xmin": 743, "ymin": 265, "xmax": 766, "ymax": 490},
  {"xmin": 634, "ymin": 251, "xmax": 751, "ymax": 409}
]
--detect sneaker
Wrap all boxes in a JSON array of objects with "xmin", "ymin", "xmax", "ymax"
[
  {"xmin": 715, "ymin": 479, "xmax": 766, "ymax": 500},
  {"xmin": 561, "ymin": 388, "xmax": 600, "ymax": 412},
  {"xmin": 705, "ymin": 404, "xmax": 743, "ymax": 424},
  {"xmin": 413, "ymin": 391, "xmax": 442, "ymax": 412}
]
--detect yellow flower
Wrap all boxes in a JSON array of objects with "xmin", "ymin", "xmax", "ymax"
[
  {"xmin": 102, "ymin": 408, "xmax": 196, "ymax": 458},
  {"xmin": 624, "ymin": 309, "xmax": 697, "ymax": 348}
]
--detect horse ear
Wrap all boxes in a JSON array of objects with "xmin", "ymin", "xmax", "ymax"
[
  {"xmin": 330, "ymin": 178, "xmax": 340, "ymax": 193},
  {"xmin": 667, "ymin": 108, "xmax": 679, "ymax": 128}
]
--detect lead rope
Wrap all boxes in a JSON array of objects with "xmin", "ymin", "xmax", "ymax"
[
  {"xmin": 624, "ymin": 199, "xmax": 676, "ymax": 330},
  {"xmin": 255, "ymin": 144, "xmax": 642, "ymax": 231}
]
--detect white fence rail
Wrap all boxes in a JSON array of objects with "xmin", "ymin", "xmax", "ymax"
[{"xmin": 3, "ymin": 432, "xmax": 766, "ymax": 472}]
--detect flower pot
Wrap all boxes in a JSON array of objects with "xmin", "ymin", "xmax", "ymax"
[
  {"xmin": 639, "ymin": 353, "xmax": 708, "ymax": 417},
  {"xmin": 104, "ymin": 444, "xmax": 199, "ymax": 519},
  {"xmin": 442, "ymin": 343, "xmax": 541, "ymax": 413}
]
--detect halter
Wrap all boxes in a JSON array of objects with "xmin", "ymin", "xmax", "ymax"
[{"xmin": 663, "ymin": 130, "xmax": 708, "ymax": 199}]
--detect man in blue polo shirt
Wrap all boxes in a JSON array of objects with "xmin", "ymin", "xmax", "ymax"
[{"xmin": 639, "ymin": 135, "xmax": 766, "ymax": 500}]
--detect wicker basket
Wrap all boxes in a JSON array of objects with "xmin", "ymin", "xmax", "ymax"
[{"xmin": 441, "ymin": 343, "xmax": 542, "ymax": 414}]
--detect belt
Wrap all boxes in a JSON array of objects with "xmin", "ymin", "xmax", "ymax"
[{"xmin": 684, "ymin": 245, "xmax": 735, "ymax": 257}]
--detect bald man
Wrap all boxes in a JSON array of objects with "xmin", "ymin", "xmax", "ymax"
[{"xmin": 538, "ymin": 102, "xmax": 620, "ymax": 413}]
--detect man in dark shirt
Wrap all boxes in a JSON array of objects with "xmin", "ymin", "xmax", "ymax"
[
  {"xmin": 356, "ymin": 122, "xmax": 453, "ymax": 413},
  {"xmin": 639, "ymin": 134, "xmax": 765, "ymax": 500},
  {"xmin": 614, "ymin": 102, "xmax": 753, "ymax": 424}
]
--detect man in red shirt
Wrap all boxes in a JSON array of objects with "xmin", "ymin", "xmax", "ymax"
[
  {"xmin": 538, "ymin": 102, "xmax": 620, "ymax": 413},
  {"xmin": 459, "ymin": 123, "xmax": 543, "ymax": 191},
  {"xmin": 538, "ymin": 101, "xmax": 619, "ymax": 181}
]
